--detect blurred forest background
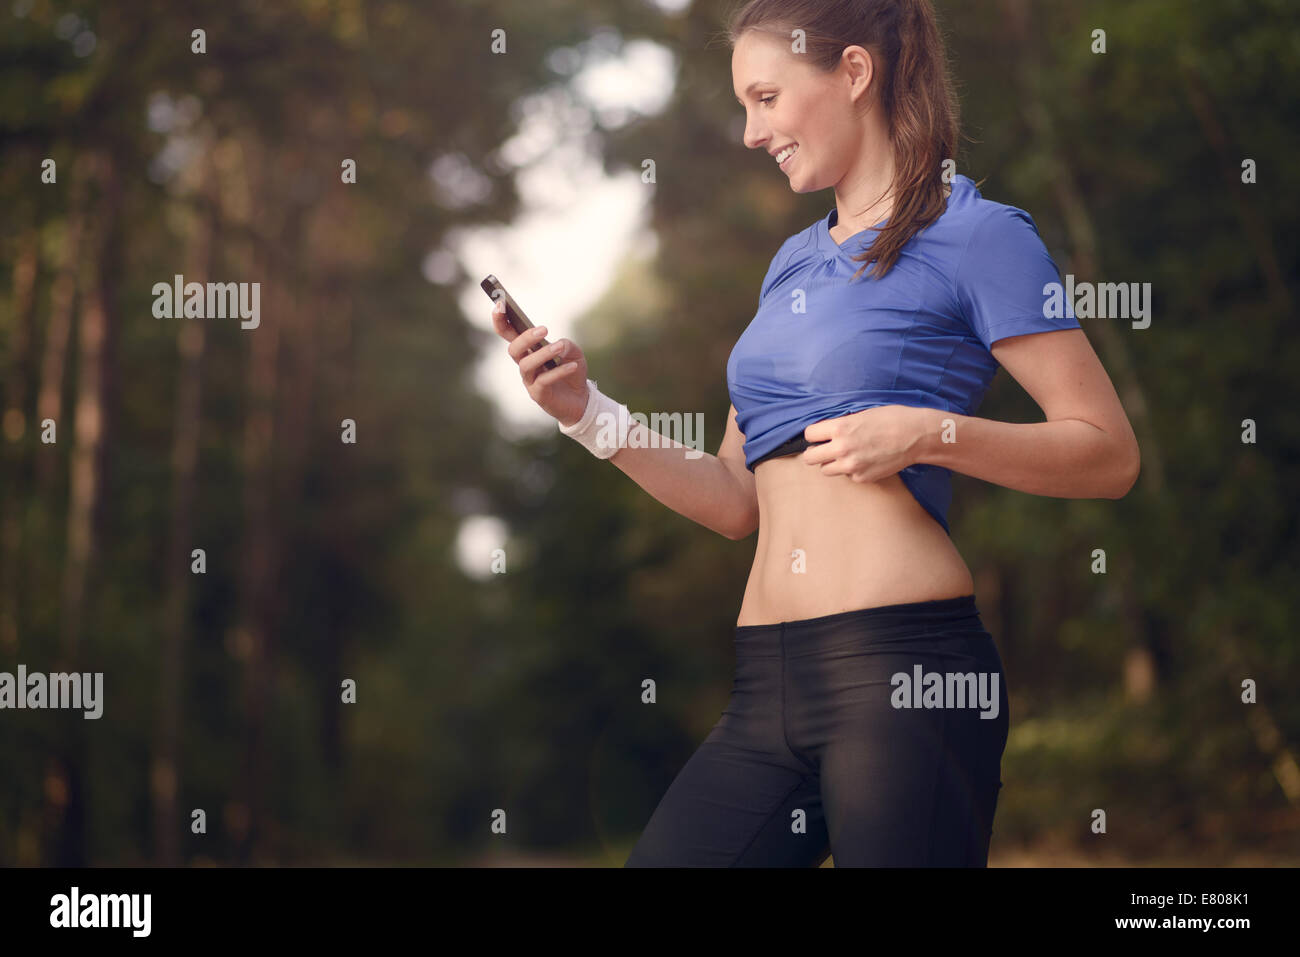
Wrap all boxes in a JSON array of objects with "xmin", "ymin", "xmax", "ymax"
[{"xmin": 1, "ymin": 0, "xmax": 1297, "ymax": 866}]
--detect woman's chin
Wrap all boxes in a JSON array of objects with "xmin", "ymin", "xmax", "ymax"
[{"xmin": 783, "ymin": 165, "xmax": 822, "ymax": 193}]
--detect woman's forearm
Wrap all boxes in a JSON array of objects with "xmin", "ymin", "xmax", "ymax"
[
  {"xmin": 910, "ymin": 407, "xmax": 1139, "ymax": 499},
  {"xmin": 602, "ymin": 422, "xmax": 757, "ymax": 540}
]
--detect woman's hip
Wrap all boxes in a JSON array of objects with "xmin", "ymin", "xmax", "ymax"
[{"xmin": 727, "ymin": 594, "xmax": 1008, "ymax": 740}]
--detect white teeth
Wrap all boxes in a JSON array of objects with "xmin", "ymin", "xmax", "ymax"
[{"xmin": 775, "ymin": 144, "xmax": 798, "ymax": 164}]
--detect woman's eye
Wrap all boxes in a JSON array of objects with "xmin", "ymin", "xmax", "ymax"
[{"xmin": 760, "ymin": 95, "xmax": 777, "ymax": 106}]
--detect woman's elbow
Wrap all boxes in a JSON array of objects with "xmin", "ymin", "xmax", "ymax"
[
  {"xmin": 726, "ymin": 503, "xmax": 760, "ymax": 540},
  {"xmin": 1107, "ymin": 439, "xmax": 1141, "ymax": 499}
]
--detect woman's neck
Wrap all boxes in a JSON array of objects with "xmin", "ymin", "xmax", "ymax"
[{"xmin": 832, "ymin": 124, "xmax": 897, "ymax": 234}]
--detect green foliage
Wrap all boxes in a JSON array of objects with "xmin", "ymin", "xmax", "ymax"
[{"xmin": 0, "ymin": 0, "xmax": 1295, "ymax": 865}]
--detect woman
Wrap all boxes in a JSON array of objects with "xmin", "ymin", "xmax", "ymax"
[{"xmin": 491, "ymin": 0, "xmax": 1139, "ymax": 866}]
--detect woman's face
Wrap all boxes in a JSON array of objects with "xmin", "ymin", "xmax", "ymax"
[{"xmin": 731, "ymin": 29, "xmax": 873, "ymax": 194}]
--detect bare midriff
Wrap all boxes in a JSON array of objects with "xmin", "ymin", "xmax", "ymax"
[{"xmin": 734, "ymin": 452, "xmax": 975, "ymax": 627}]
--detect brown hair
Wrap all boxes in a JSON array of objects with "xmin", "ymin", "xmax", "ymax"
[{"xmin": 725, "ymin": 0, "xmax": 959, "ymax": 281}]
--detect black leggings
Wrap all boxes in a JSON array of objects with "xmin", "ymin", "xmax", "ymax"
[{"xmin": 625, "ymin": 594, "xmax": 1009, "ymax": 867}]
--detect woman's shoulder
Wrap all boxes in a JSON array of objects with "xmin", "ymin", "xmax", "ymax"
[{"xmin": 943, "ymin": 174, "xmax": 1042, "ymax": 239}]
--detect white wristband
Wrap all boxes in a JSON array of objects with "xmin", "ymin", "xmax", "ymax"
[{"xmin": 557, "ymin": 379, "xmax": 630, "ymax": 459}]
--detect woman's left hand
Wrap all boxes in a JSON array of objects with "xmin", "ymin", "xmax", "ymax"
[{"xmin": 800, "ymin": 405, "xmax": 929, "ymax": 482}]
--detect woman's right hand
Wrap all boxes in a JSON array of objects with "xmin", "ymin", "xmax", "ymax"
[{"xmin": 490, "ymin": 298, "xmax": 590, "ymax": 427}]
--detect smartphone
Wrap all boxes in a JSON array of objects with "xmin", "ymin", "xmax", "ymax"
[{"xmin": 481, "ymin": 274, "xmax": 560, "ymax": 372}]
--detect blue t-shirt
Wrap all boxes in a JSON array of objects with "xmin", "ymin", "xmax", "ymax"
[{"xmin": 725, "ymin": 174, "xmax": 1081, "ymax": 534}]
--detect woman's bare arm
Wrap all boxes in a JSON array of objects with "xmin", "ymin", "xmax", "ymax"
[
  {"xmin": 489, "ymin": 301, "xmax": 758, "ymax": 538},
  {"xmin": 911, "ymin": 328, "xmax": 1141, "ymax": 498},
  {"xmin": 608, "ymin": 403, "xmax": 759, "ymax": 540}
]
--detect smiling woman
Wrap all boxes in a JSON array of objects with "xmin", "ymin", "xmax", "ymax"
[
  {"xmin": 493, "ymin": 0, "xmax": 1138, "ymax": 870},
  {"xmin": 613, "ymin": 0, "xmax": 1138, "ymax": 869},
  {"xmin": 729, "ymin": 0, "xmax": 957, "ymax": 279}
]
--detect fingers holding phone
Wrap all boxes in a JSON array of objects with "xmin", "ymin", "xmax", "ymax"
[
  {"xmin": 486, "ymin": 286, "xmax": 589, "ymax": 426},
  {"xmin": 489, "ymin": 297, "xmax": 524, "ymax": 343}
]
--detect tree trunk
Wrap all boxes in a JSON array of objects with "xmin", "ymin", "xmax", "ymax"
[
  {"xmin": 35, "ymin": 162, "xmax": 90, "ymax": 490},
  {"xmin": 231, "ymin": 139, "xmax": 300, "ymax": 861},
  {"xmin": 151, "ymin": 146, "xmax": 218, "ymax": 865},
  {"xmin": 48, "ymin": 149, "xmax": 122, "ymax": 866},
  {"xmin": 1, "ymin": 228, "xmax": 40, "ymax": 652}
]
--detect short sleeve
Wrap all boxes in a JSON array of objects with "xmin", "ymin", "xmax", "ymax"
[{"xmin": 953, "ymin": 204, "xmax": 1082, "ymax": 350}]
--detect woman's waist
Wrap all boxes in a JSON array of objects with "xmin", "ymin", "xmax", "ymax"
[
  {"xmin": 753, "ymin": 461, "xmax": 957, "ymax": 553},
  {"xmin": 736, "ymin": 565, "xmax": 975, "ymax": 628},
  {"xmin": 741, "ymin": 471, "xmax": 973, "ymax": 627}
]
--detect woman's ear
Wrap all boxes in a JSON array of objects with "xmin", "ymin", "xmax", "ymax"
[{"xmin": 840, "ymin": 44, "xmax": 876, "ymax": 106}]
